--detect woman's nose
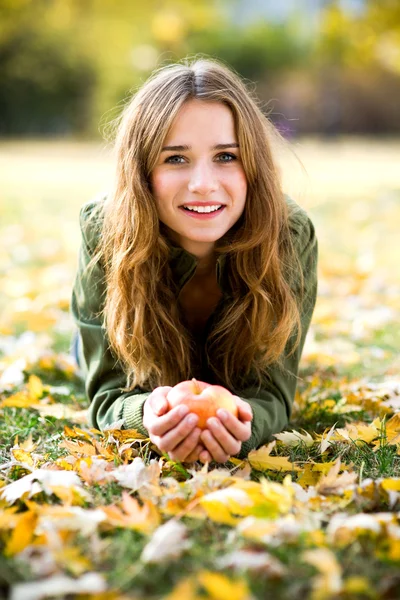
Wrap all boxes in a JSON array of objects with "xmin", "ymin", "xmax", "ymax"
[{"xmin": 188, "ymin": 162, "xmax": 219, "ymax": 195}]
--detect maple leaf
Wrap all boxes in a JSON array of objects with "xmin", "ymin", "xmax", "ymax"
[
  {"xmin": 78, "ymin": 456, "xmax": 116, "ymax": 485},
  {"xmin": 274, "ymin": 429, "xmax": 314, "ymax": 447},
  {"xmin": 102, "ymin": 491, "xmax": 161, "ymax": 534},
  {"xmin": 59, "ymin": 439, "xmax": 97, "ymax": 458},
  {"xmin": 248, "ymin": 441, "xmax": 301, "ymax": 472},
  {"xmin": 296, "ymin": 461, "xmax": 340, "ymax": 488},
  {"xmin": 112, "ymin": 457, "xmax": 161, "ymax": 491},
  {"xmin": 376, "ymin": 413, "xmax": 400, "ymax": 447},
  {"xmin": 316, "ymin": 459, "xmax": 357, "ymax": 497}
]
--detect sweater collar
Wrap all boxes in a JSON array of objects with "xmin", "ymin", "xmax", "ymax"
[{"xmin": 166, "ymin": 240, "xmax": 229, "ymax": 294}]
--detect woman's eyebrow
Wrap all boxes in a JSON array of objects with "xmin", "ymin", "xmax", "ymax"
[{"xmin": 160, "ymin": 143, "xmax": 239, "ymax": 152}]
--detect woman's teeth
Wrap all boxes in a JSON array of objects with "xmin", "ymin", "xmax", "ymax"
[{"xmin": 182, "ymin": 205, "xmax": 222, "ymax": 213}]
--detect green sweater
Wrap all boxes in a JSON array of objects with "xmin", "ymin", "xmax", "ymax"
[{"xmin": 70, "ymin": 194, "xmax": 318, "ymax": 460}]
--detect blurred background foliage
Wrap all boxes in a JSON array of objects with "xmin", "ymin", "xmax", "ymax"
[{"xmin": 0, "ymin": 0, "xmax": 400, "ymax": 137}]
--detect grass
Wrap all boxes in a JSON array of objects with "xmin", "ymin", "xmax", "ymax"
[{"xmin": 1, "ymin": 138, "xmax": 400, "ymax": 600}]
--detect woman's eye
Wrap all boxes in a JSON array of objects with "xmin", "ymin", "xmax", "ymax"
[
  {"xmin": 164, "ymin": 153, "xmax": 237, "ymax": 165},
  {"xmin": 216, "ymin": 153, "xmax": 237, "ymax": 162},
  {"xmin": 165, "ymin": 155, "xmax": 185, "ymax": 164}
]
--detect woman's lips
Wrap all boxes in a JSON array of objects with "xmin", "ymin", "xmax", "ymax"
[{"xmin": 178, "ymin": 206, "xmax": 225, "ymax": 220}]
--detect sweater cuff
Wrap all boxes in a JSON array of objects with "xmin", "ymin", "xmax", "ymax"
[{"xmin": 122, "ymin": 393, "xmax": 151, "ymax": 437}]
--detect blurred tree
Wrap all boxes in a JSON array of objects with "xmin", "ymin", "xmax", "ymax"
[
  {"xmin": 0, "ymin": 0, "xmax": 97, "ymax": 135},
  {"xmin": 0, "ymin": 0, "xmax": 399, "ymax": 136}
]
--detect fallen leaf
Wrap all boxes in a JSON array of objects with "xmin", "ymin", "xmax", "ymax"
[
  {"xmin": 0, "ymin": 469, "xmax": 91, "ymax": 504},
  {"xmin": 112, "ymin": 457, "xmax": 161, "ymax": 491},
  {"xmin": 4, "ymin": 510, "xmax": 37, "ymax": 556},
  {"xmin": 274, "ymin": 429, "xmax": 315, "ymax": 447},
  {"xmin": 196, "ymin": 571, "xmax": 251, "ymax": 600},
  {"xmin": 140, "ymin": 519, "xmax": 192, "ymax": 563},
  {"xmin": 302, "ymin": 548, "xmax": 342, "ymax": 600},
  {"xmin": 248, "ymin": 446, "xmax": 300, "ymax": 473},
  {"xmin": 316, "ymin": 459, "xmax": 357, "ymax": 496},
  {"xmin": 9, "ymin": 572, "xmax": 107, "ymax": 600}
]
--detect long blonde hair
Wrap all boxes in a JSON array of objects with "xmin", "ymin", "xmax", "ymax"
[{"xmin": 85, "ymin": 57, "xmax": 308, "ymax": 393}]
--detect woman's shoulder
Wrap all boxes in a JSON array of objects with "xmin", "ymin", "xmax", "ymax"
[
  {"xmin": 79, "ymin": 193, "xmax": 108, "ymax": 251},
  {"xmin": 284, "ymin": 193, "xmax": 317, "ymax": 252}
]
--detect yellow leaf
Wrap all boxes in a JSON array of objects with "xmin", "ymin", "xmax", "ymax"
[
  {"xmin": 54, "ymin": 546, "xmax": 93, "ymax": 576},
  {"xmin": 302, "ymin": 548, "xmax": 342, "ymax": 600},
  {"xmin": 316, "ymin": 459, "xmax": 357, "ymax": 496},
  {"xmin": 11, "ymin": 449, "xmax": 34, "ymax": 466},
  {"xmin": 296, "ymin": 463, "xmax": 327, "ymax": 487},
  {"xmin": 27, "ymin": 374, "xmax": 44, "ymax": 400},
  {"xmin": 19, "ymin": 432, "xmax": 37, "ymax": 452},
  {"xmin": 196, "ymin": 571, "xmax": 250, "ymax": 600},
  {"xmin": 380, "ymin": 478, "xmax": 400, "ymax": 492},
  {"xmin": 380, "ymin": 538, "xmax": 400, "ymax": 562},
  {"xmin": 102, "ymin": 491, "xmax": 160, "ymax": 534},
  {"xmin": 5, "ymin": 510, "xmax": 37, "ymax": 556},
  {"xmin": 0, "ymin": 507, "xmax": 19, "ymax": 529},
  {"xmin": 312, "ymin": 461, "xmax": 339, "ymax": 474},
  {"xmin": 163, "ymin": 576, "xmax": 200, "ymax": 600},
  {"xmin": 55, "ymin": 458, "xmax": 76, "ymax": 471},
  {"xmin": 105, "ymin": 428, "xmax": 148, "ymax": 442},
  {"xmin": 64, "ymin": 426, "xmax": 95, "ymax": 442},
  {"xmin": 0, "ymin": 392, "xmax": 33, "ymax": 408},
  {"xmin": 248, "ymin": 450, "xmax": 300, "ymax": 472},
  {"xmin": 330, "ymin": 421, "xmax": 380, "ymax": 446},
  {"xmin": 59, "ymin": 439, "xmax": 97, "ymax": 457},
  {"xmin": 296, "ymin": 470, "xmax": 318, "ymax": 488},
  {"xmin": 199, "ymin": 489, "xmax": 243, "ymax": 526},
  {"xmin": 384, "ymin": 413, "xmax": 400, "ymax": 445}
]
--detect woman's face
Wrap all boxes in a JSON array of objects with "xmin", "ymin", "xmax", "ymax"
[{"xmin": 150, "ymin": 99, "xmax": 248, "ymax": 260}]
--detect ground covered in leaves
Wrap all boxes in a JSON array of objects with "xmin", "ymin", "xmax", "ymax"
[{"xmin": 1, "ymin": 139, "xmax": 400, "ymax": 599}]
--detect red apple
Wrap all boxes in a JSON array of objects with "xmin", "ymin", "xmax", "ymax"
[{"xmin": 166, "ymin": 378, "xmax": 238, "ymax": 430}]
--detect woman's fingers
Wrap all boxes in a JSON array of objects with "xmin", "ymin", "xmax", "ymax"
[
  {"xmin": 204, "ymin": 418, "xmax": 242, "ymax": 456},
  {"xmin": 232, "ymin": 396, "xmax": 253, "ymax": 422},
  {"xmin": 156, "ymin": 412, "xmax": 199, "ymax": 452},
  {"xmin": 200, "ymin": 428, "xmax": 232, "ymax": 463},
  {"xmin": 149, "ymin": 404, "xmax": 189, "ymax": 437},
  {"xmin": 199, "ymin": 449, "xmax": 212, "ymax": 463},
  {"xmin": 214, "ymin": 398, "xmax": 252, "ymax": 443},
  {"xmin": 168, "ymin": 427, "xmax": 202, "ymax": 462}
]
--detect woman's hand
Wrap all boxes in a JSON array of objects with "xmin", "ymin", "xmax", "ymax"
[
  {"xmin": 198, "ymin": 396, "xmax": 253, "ymax": 464},
  {"xmin": 143, "ymin": 386, "xmax": 207, "ymax": 463}
]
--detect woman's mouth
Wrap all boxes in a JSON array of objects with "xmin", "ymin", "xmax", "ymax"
[{"xmin": 179, "ymin": 205, "xmax": 225, "ymax": 220}]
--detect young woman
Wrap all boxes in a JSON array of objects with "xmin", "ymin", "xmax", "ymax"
[{"xmin": 71, "ymin": 57, "xmax": 318, "ymax": 465}]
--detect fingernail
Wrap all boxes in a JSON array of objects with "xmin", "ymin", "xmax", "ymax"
[
  {"xmin": 187, "ymin": 414, "xmax": 198, "ymax": 425},
  {"xmin": 217, "ymin": 409, "xmax": 227, "ymax": 420}
]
